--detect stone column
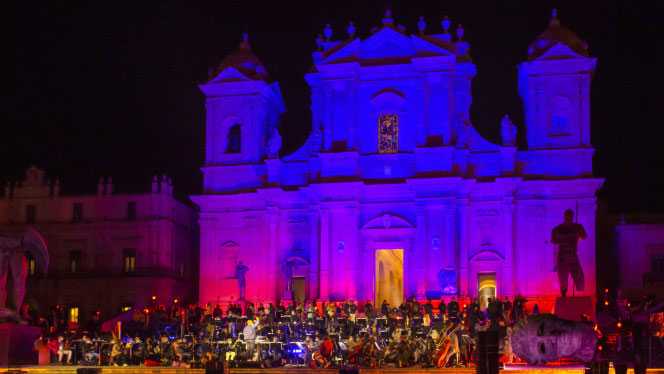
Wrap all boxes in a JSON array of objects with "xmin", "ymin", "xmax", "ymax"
[
  {"xmin": 308, "ymin": 207, "xmax": 320, "ymax": 300},
  {"xmin": 512, "ymin": 200, "xmax": 521, "ymax": 296},
  {"xmin": 444, "ymin": 200, "xmax": 456, "ymax": 269},
  {"xmin": 422, "ymin": 76, "xmax": 431, "ymax": 143},
  {"xmin": 578, "ymin": 197, "xmax": 597, "ymax": 300},
  {"xmin": 502, "ymin": 197, "xmax": 515, "ymax": 297},
  {"xmin": 458, "ymin": 198, "xmax": 470, "ymax": 297},
  {"xmin": 267, "ymin": 206, "xmax": 279, "ymax": 303},
  {"xmin": 535, "ymin": 81, "xmax": 546, "ymax": 145},
  {"xmin": 347, "ymin": 203, "xmax": 360, "ymax": 300},
  {"xmin": 319, "ymin": 208, "xmax": 330, "ymax": 300},
  {"xmin": 415, "ymin": 203, "xmax": 427, "ymax": 299},
  {"xmin": 348, "ymin": 82, "xmax": 358, "ymax": 150},
  {"xmin": 323, "ymin": 89, "xmax": 333, "ymax": 150},
  {"xmin": 580, "ymin": 76, "xmax": 591, "ymax": 146}
]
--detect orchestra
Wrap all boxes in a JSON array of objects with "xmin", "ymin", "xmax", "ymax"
[{"xmin": 34, "ymin": 296, "xmax": 534, "ymax": 369}]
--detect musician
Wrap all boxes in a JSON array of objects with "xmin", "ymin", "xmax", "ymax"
[
  {"xmin": 422, "ymin": 312, "xmax": 431, "ymax": 329},
  {"xmin": 504, "ymin": 324, "xmax": 515, "ymax": 364},
  {"xmin": 79, "ymin": 334, "xmax": 98, "ymax": 364},
  {"xmin": 487, "ymin": 297, "xmax": 501, "ymax": 329},
  {"xmin": 468, "ymin": 301, "xmax": 481, "ymax": 334},
  {"xmin": 276, "ymin": 301, "xmax": 285, "ymax": 321},
  {"xmin": 306, "ymin": 302, "xmax": 316, "ymax": 321},
  {"xmin": 447, "ymin": 298, "xmax": 459, "ymax": 323},
  {"xmin": 325, "ymin": 302, "xmax": 335, "ymax": 324},
  {"xmin": 314, "ymin": 334, "xmax": 334, "ymax": 368},
  {"xmin": 364, "ymin": 301, "xmax": 374, "ymax": 320},
  {"xmin": 246, "ymin": 302, "xmax": 255, "ymax": 320},
  {"xmin": 381, "ymin": 300, "xmax": 389, "ymax": 316},
  {"xmin": 130, "ymin": 336, "xmax": 144, "ymax": 365},
  {"xmin": 213, "ymin": 304, "xmax": 222, "ymax": 319},
  {"xmin": 243, "ymin": 319, "xmax": 257, "ymax": 357},
  {"xmin": 424, "ymin": 300, "xmax": 433, "ymax": 318},
  {"xmin": 56, "ymin": 336, "xmax": 73, "ymax": 364},
  {"xmin": 109, "ymin": 338, "xmax": 124, "ymax": 366},
  {"xmin": 511, "ymin": 296, "xmax": 526, "ymax": 323}
]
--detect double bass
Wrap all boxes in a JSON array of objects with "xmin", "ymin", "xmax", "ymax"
[{"xmin": 435, "ymin": 323, "xmax": 460, "ymax": 368}]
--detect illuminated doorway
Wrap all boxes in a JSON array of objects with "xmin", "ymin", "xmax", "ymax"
[
  {"xmin": 478, "ymin": 272, "xmax": 497, "ymax": 310},
  {"xmin": 375, "ymin": 249, "xmax": 404, "ymax": 307}
]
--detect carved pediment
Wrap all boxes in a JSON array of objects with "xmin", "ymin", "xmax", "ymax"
[
  {"xmin": 321, "ymin": 27, "xmax": 453, "ymax": 65},
  {"xmin": 361, "ymin": 28, "xmax": 415, "ymax": 59},
  {"xmin": 469, "ymin": 249, "xmax": 504, "ymax": 262},
  {"xmin": 363, "ymin": 213, "xmax": 414, "ymax": 230},
  {"xmin": 221, "ymin": 240, "xmax": 239, "ymax": 248}
]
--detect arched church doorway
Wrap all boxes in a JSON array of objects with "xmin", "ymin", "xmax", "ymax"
[
  {"xmin": 284, "ymin": 255, "xmax": 309, "ymax": 302},
  {"xmin": 478, "ymin": 272, "xmax": 497, "ymax": 310},
  {"xmin": 375, "ymin": 249, "xmax": 403, "ymax": 308}
]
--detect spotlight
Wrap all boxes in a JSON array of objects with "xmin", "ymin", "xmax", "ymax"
[
  {"xmin": 616, "ymin": 321, "xmax": 622, "ymax": 329},
  {"xmin": 173, "ymin": 298, "xmax": 179, "ymax": 304},
  {"xmin": 604, "ymin": 300, "xmax": 609, "ymax": 306},
  {"xmin": 152, "ymin": 295, "xmax": 157, "ymax": 301}
]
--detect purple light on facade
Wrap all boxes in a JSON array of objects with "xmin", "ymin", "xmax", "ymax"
[{"xmin": 191, "ymin": 10, "xmax": 602, "ymax": 311}]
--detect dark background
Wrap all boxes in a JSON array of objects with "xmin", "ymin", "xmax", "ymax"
[{"xmin": 10, "ymin": 0, "xmax": 664, "ymax": 212}]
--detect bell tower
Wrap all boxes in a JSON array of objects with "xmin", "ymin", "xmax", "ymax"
[
  {"xmin": 199, "ymin": 33, "xmax": 285, "ymax": 192},
  {"xmin": 519, "ymin": 10, "xmax": 596, "ymax": 151}
]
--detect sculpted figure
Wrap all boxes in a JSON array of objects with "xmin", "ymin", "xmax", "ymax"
[
  {"xmin": 234, "ymin": 261, "xmax": 249, "ymax": 300},
  {"xmin": 511, "ymin": 314, "xmax": 597, "ymax": 364},
  {"xmin": 266, "ymin": 127, "xmax": 282, "ymax": 159},
  {"xmin": 0, "ymin": 227, "xmax": 49, "ymax": 321},
  {"xmin": 551, "ymin": 209, "xmax": 587, "ymax": 297},
  {"xmin": 500, "ymin": 114, "xmax": 517, "ymax": 146}
]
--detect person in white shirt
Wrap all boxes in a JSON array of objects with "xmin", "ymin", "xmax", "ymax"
[{"xmin": 243, "ymin": 319, "xmax": 257, "ymax": 358}]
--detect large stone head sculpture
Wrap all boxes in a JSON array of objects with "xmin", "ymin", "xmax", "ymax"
[{"xmin": 511, "ymin": 314, "xmax": 596, "ymax": 365}]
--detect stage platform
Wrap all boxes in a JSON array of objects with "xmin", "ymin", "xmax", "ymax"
[{"xmin": 1, "ymin": 367, "xmax": 662, "ymax": 374}]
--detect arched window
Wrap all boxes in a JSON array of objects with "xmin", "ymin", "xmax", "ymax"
[
  {"xmin": 378, "ymin": 113, "xmax": 398, "ymax": 153},
  {"xmin": 226, "ymin": 124, "xmax": 241, "ymax": 153}
]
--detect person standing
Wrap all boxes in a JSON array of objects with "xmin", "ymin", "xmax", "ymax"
[{"xmin": 243, "ymin": 319, "xmax": 257, "ymax": 358}]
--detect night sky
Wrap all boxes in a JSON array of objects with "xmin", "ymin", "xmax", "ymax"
[{"xmin": 10, "ymin": 1, "xmax": 664, "ymax": 212}]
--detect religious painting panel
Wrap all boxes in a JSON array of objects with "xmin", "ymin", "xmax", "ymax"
[{"xmin": 378, "ymin": 113, "xmax": 398, "ymax": 154}]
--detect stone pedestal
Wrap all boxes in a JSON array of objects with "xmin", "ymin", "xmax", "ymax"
[
  {"xmin": 554, "ymin": 296, "xmax": 594, "ymax": 321},
  {"xmin": 0, "ymin": 323, "xmax": 41, "ymax": 366}
]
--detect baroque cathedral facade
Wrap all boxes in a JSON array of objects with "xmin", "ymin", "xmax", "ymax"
[{"xmin": 192, "ymin": 10, "xmax": 602, "ymax": 311}]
